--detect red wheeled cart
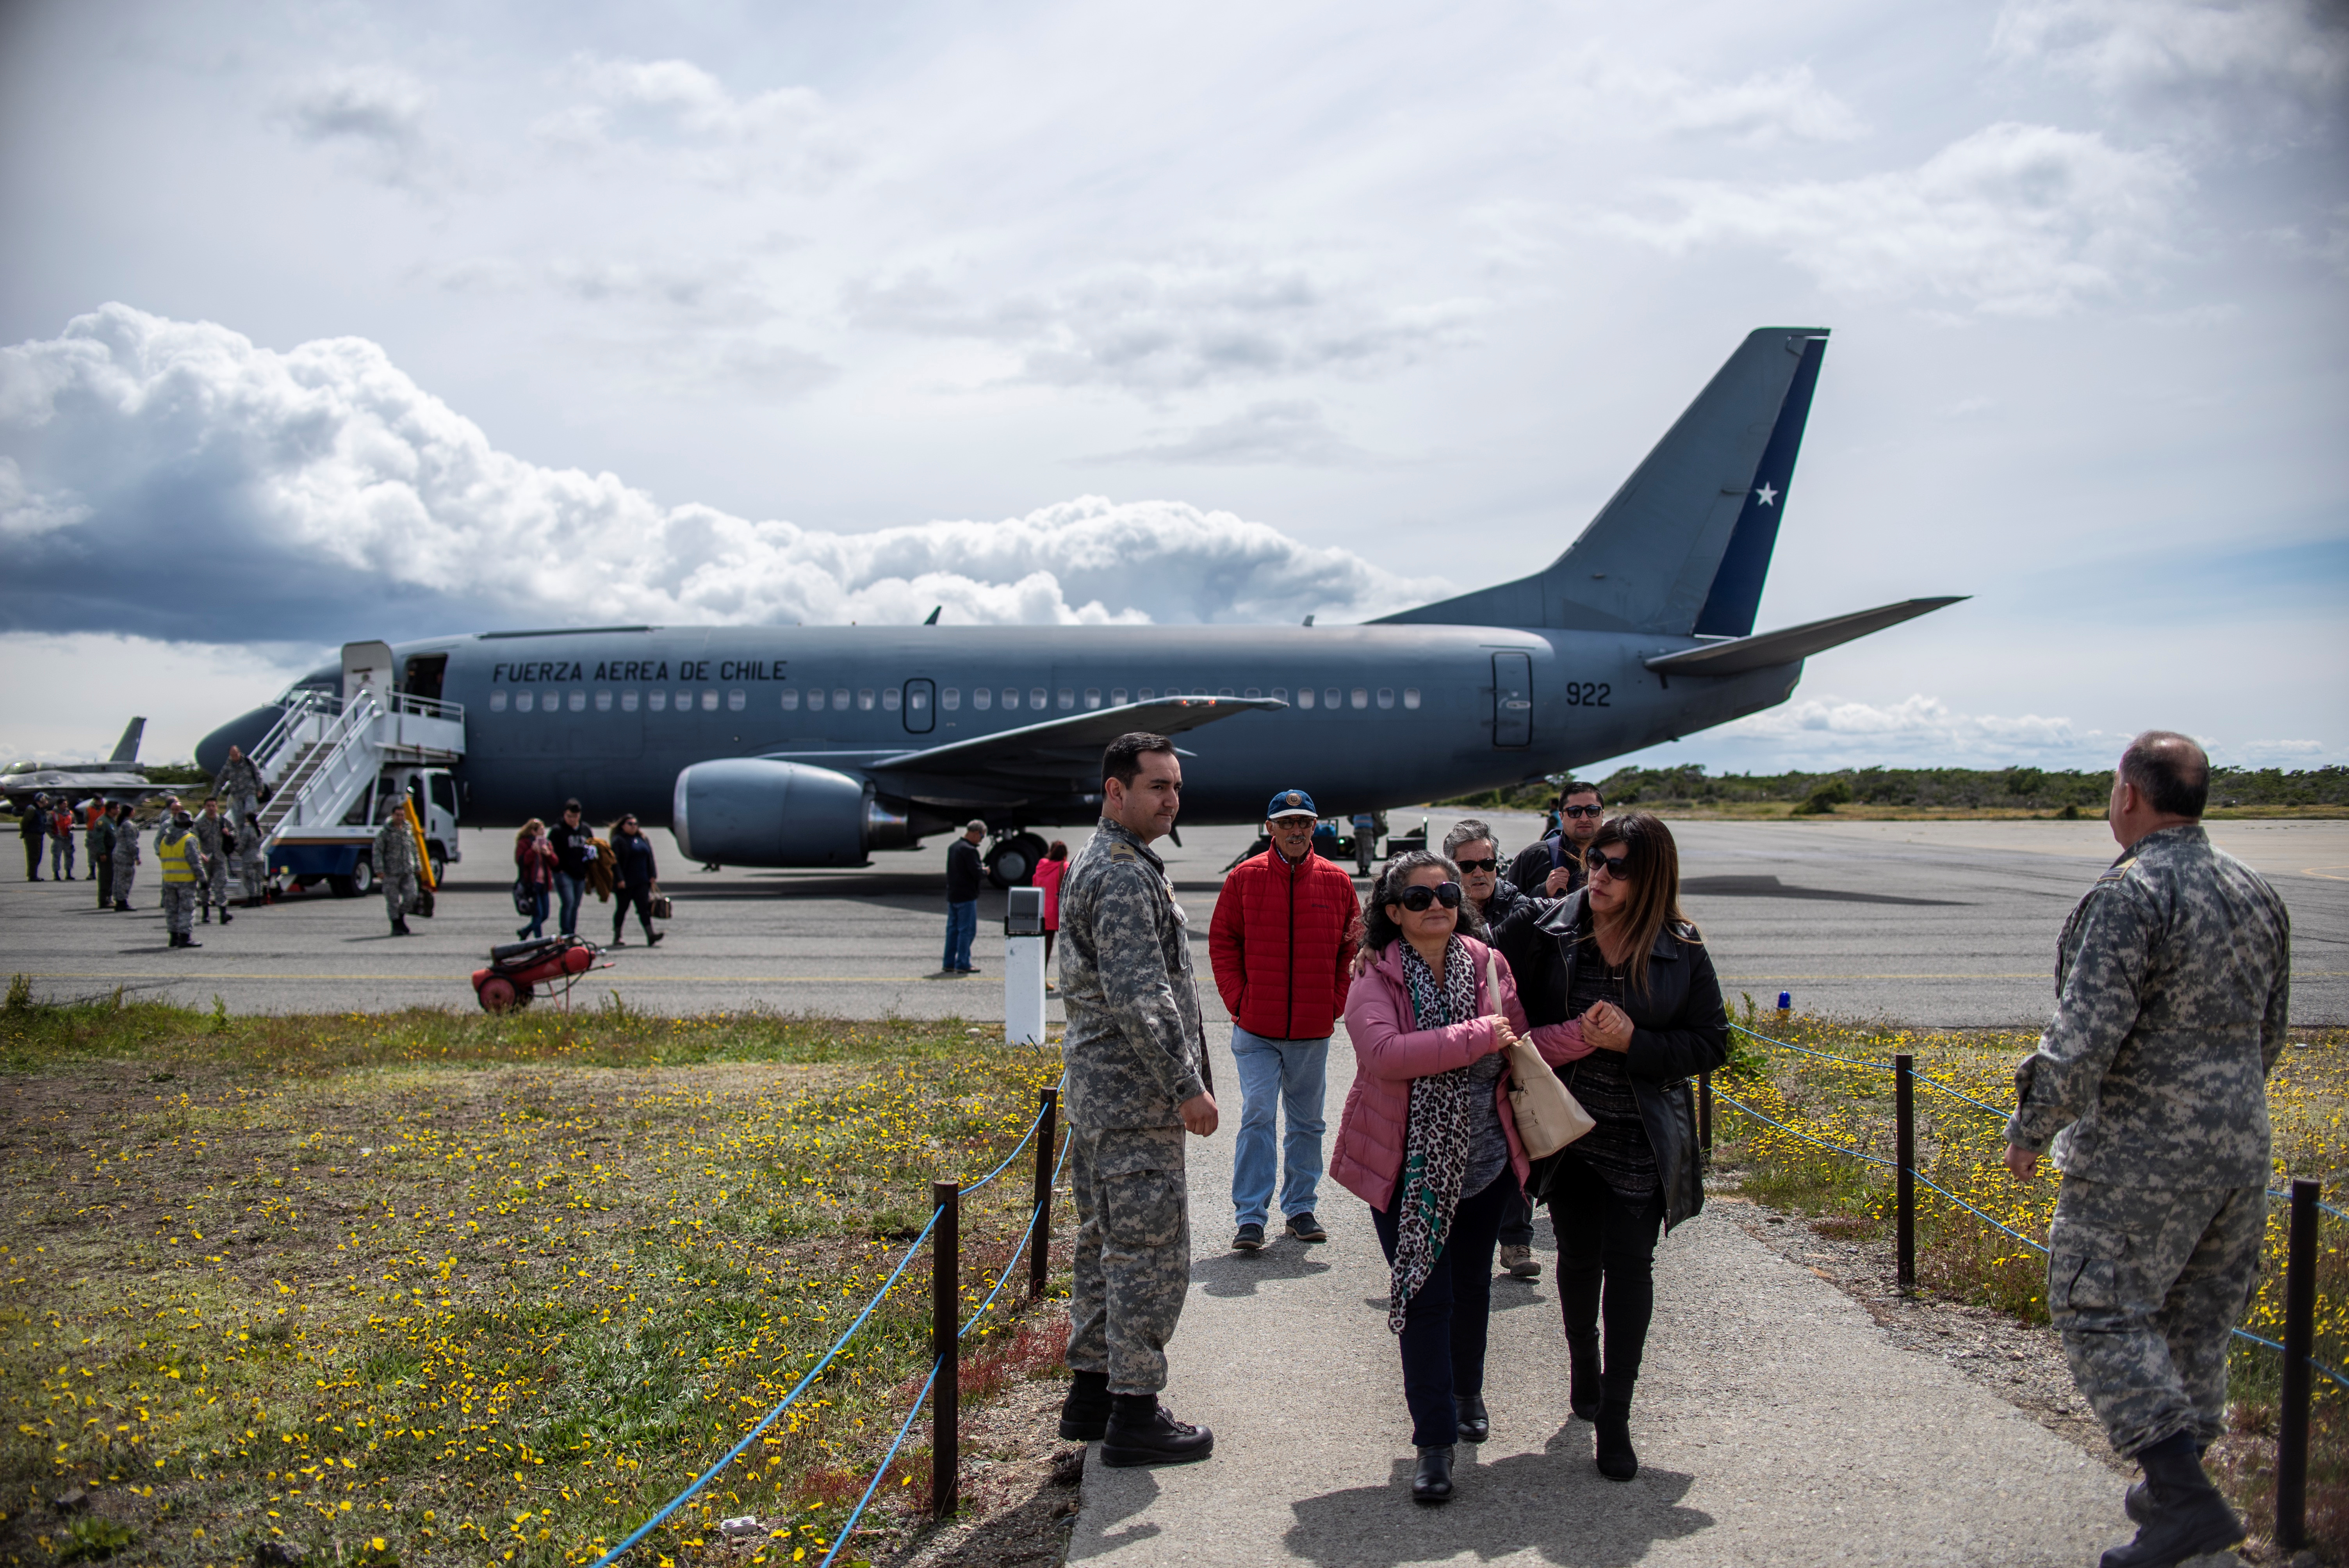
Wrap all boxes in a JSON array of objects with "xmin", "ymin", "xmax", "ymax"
[{"xmin": 471, "ymin": 935, "xmax": 608, "ymax": 1012}]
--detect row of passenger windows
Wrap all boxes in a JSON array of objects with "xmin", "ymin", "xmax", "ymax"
[{"xmin": 487, "ymin": 684, "xmax": 1425, "ymax": 715}]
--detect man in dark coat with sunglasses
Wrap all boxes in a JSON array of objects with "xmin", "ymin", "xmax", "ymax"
[{"xmin": 1508, "ymin": 780, "xmax": 1604, "ymax": 898}]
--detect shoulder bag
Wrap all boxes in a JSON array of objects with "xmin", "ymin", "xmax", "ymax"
[{"xmin": 1488, "ymin": 948, "xmax": 1593, "ymax": 1158}]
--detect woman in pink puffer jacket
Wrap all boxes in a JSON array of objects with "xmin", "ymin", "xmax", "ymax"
[{"xmin": 1329, "ymin": 850, "xmax": 1587, "ymax": 1504}]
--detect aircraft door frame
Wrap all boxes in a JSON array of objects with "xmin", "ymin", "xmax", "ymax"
[
  {"xmin": 903, "ymin": 678, "xmax": 936, "ymax": 734},
  {"xmin": 1492, "ymin": 652, "xmax": 1533, "ymax": 748}
]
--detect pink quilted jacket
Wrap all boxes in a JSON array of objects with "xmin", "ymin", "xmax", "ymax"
[{"xmin": 1330, "ymin": 935, "xmax": 1590, "ymax": 1212}]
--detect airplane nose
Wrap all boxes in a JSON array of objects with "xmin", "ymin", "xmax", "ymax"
[{"xmin": 196, "ymin": 705, "xmax": 282, "ymax": 778}]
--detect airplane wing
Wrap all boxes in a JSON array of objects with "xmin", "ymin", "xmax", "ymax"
[
  {"xmin": 865, "ymin": 696, "xmax": 1285, "ymax": 780},
  {"xmin": 1643, "ymin": 597, "xmax": 1965, "ymax": 676}
]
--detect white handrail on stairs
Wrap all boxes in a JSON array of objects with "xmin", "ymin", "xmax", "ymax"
[{"xmin": 259, "ymin": 688, "xmax": 385, "ymax": 846}]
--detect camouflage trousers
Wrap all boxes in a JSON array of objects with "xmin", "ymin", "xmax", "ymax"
[
  {"xmin": 241, "ymin": 852, "xmax": 267, "ymax": 902},
  {"xmin": 161, "ymin": 884, "xmax": 199, "ymax": 937},
  {"xmin": 203, "ymin": 857, "xmax": 231, "ymax": 911},
  {"xmin": 383, "ymin": 870, "xmax": 418, "ymax": 926},
  {"xmin": 1066, "ymin": 1124, "xmax": 1191, "ymax": 1396},
  {"xmin": 113, "ymin": 859, "xmax": 136, "ymax": 906},
  {"xmin": 2048, "ymin": 1176, "xmax": 2265, "ymax": 1457}
]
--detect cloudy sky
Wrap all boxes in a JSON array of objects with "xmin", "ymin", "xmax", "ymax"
[{"xmin": 2, "ymin": 0, "xmax": 2343, "ymax": 773}]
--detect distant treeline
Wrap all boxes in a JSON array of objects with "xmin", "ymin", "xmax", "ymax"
[{"xmin": 1442, "ymin": 764, "xmax": 2349, "ymax": 816}]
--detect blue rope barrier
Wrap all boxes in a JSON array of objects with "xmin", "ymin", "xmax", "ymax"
[
  {"xmin": 819, "ymin": 1360, "xmax": 941, "ymax": 1568},
  {"xmin": 1910, "ymin": 1076, "xmax": 2013, "ymax": 1121},
  {"xmin": 1728, "ymin": 1021, "xmax": 1882, "ymax": 1071},
  {"xmin": 2267, "ymin": 1187, "xmax": 2349, "ymax": 1224},
  {"xmin": 962, "ymin": 1126, "xmax": 1074, "ymax": 1340},
  {"xmin": 1711, "ymin": 1089, "xmax": 1898, "ymax": 1170},
  {"xmin": 2229, "ymin": 1325, "xmax": 2349, "ymax": 1393},
  {"xmin": 960, "ymin": 1101, "xmax": 1050, "ymax": 1195}
]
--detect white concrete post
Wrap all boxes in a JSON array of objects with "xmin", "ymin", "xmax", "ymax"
[{"xmin": 1004, "ymin": 886, "xmax": 1047, "ymax": 1047}]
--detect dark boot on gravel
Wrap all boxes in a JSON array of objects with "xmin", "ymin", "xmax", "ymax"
[
  {"xmin": 1453, "ymin": 1393, "xmax": 1488, "ymax": 1443},
  {"xmin": 1594, "ymin": 1399, "xmax": 1638, "ymax": 1481},
  {"xmin": 1567, "ymin": 1331, "xmax": 1601, "ymax": 1421},
  {"xmin": 1411, "ymin": 1445, "xmax": 1454, "ymax": 1504},
  {"xmin": 2123, "ymin": 1436, "xmax": 2212, "ymax": 1525},
  {"xmin": 1099, "ymin": 1395, "xmax": 1213, "ymax": 1468},
  {"xmin": 2100, "ymin": 1431, "xmax": 2243, "ymax": 1568},
  {"xmin": 1058, "ymin": 1370, "xmax": 1111, "ymax": 1442}
]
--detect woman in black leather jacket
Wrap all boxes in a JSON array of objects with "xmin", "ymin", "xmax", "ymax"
[{"xmin": 1490, "ymin": 811, "xmax": 1727, "ymax": 1483}]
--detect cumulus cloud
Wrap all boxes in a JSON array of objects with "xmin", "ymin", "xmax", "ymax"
[
  {"xmin": 0, "ymin": 632, "xmax": 326, "ymax": 766},
  {"xmin": 1994, "ymin": 0, "xmax": 2349, "ymax": 148},
  {"xmin": 276, "ymin": 66, "xmax": 449, "ymax": 190},
  {"xmin": 1088, "ymin": 401, "xmax": 1369, "ymax": 467},
  {"xmin": 0, "ymin": 306, "xmax": 1450, "ymax": 646},
  {"xmin": 845, "ymin": 263, "xmax": 1484, "ymax": 395},
  {"xmin": 1598, "ymin": 122, "xmax": 2190, "ymax": 315},
  {"xmin": 1558, "ymin": 56, "xmax": 1868, "ymax": 146},
  {"xmin": 533, "ymin": 57, "xmax": 849, "ymax": 188}
]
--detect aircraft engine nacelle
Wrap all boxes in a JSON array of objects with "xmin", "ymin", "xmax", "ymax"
[{"xmin": 670, "ymin": 759, "xmax": 913, "ymax": 868}]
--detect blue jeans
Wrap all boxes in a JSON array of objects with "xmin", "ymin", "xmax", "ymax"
[
  {"xmin": 519, "ymin": 886, "xmax": 550, "ymax": 940},
  {"xmin": 943, "ymin": 899, "xmax": 978, "ymax": 971},
  {"xmin": 554, "ymin": 871, "xmax": 585, "ymax": 936},
  {"xmin": 1230, "ymin": 1027, "xmax": 1329, "ymax": 1228}
]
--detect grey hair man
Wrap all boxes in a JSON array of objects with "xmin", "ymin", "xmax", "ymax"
[
  {"xmin": 1446, "ymin": 818, "xmax": 1542, "ymax": 1281},
  {"xmin": 2006, "ymin": 732, "xmax": 2290, "ymax": 1568},
  {"xmin": 1054, "ymin": 732, "xmax": 1217, "ymax": 1469},
  {"xmin": 942, "ymin": 818, "xmax": 986, "ymax": 974},
  {"xmin": 1508, "ymin": 781, "xmax": 1605, "ymax": 898}
]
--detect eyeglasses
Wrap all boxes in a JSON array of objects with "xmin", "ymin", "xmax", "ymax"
[
  {"xmin": 1586, "ymin": 850, "xmax": 1634, "ymax": 879},
  {"xmin": 1396, "ymin": 881, "xmax": 1463, "ymax": 912},
  {"xmin": 1453, "ymin": 857, "xmax": 1499, "ymax": 873},
  {"xmin": 1561, "ymin": 804, "xmax": 1605, "ymax": 819}
]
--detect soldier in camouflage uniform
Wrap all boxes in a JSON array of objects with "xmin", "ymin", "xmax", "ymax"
[
  {"xmin": 1054, "ymin": 732, "xmax": 1219, "ymax": 1469},
  {"xmin": 2007, "ymin": 732, "xmax": 2290, "ymax": 1568},
  {"xmin": 193, "ymin": 798, "xmax": 235, "ymax": 925},
  {"xmin": 374, "ymin": 802, "xmax": 422, "ymax": 937},
  {"xmin": 217, "ymin": 744, "xmax": 263, "ymax": 829},
  {"xmin": 239, "ymin": 811, "xmax": 269, "ymax": 908},
  {"xmin": 110, "ymin": 802, "xmax": 140, "ymax": 911},
  {"xmin": 156, "ymin": 809, "xmax": 205, "ymax": 948}
]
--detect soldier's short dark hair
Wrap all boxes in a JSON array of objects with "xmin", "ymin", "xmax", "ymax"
[
  {"xmin": 1102, "ymin": 732, "xmax": 1178, "ymax": 789},
  {"xmin": 1558, "ymin": 779, "xmax": 1603, "ymax": 807},
  {"xmin": 2120, "ymin": 731, "xmax": 2209, "ymax": 819}
]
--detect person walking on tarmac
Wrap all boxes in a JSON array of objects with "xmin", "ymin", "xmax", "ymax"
[
  {"xmin": 193, "ymin": 797, "xmax": 234, "ymax": 925},
  {"xmin": 1447, "ymin": 818, "xmax": 1542, "ymax": 1280},
  {"xmin": 2006, "ymin": 732, "xmax": 2292, "ymax": 1568},
  {"xmin": 239, "ymin": 811, "xmax": 269, "ymax": 908},
  {"xmin": 89, "ymin": 801, "xmax": 118, "ymax": 911},
  {"xmin": 609, "ymin": 814, "xmax": 664, "ymax": 948},
  {"xmin": 548, "ymin": 800, "xmax": 594, "ymax": 937},
  {"xmin": 50, "ymin": 799, "xmax": 77, "ymax": 881},
  {"xmin": 20, "ymin": 792, "xmax": 50, "ymax": 881},
  {"xmin": 374, "ymin": 803, "xmax": 422, "ymax": 937},
  {"xmin": 1054, "ymin": 732, "xmax": 1219, "ymax": 1468},
  {"xmin": 110, "ymin": 802, "xmax": 140, "ymax": 911},
  {"xmin": 157, "ymin": 808, "xmax": 205, "ymax": 948},
  {"xmin": 1507, "ymin": 780, "xmax": 1606, "ymax": 898},
  {"xmin": 942, "ymin": 820, "xmax": 985, "ymax": 975},
  {"xmin": 217, "ymin": 743, "xmax": 263, "ymax": 827}
]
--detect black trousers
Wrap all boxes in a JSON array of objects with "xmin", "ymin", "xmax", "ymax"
[
  {"xmin": 1547, "ymin": 1155, "xmax": 1665, "ymax": 1403},
  {"xmin": 1372, "ymin": 1168, "xmax": 1511, "ymax": 1447},
  {"xmin": 1496, "ymin": 1177, "xmax": 1534, "ymax": 1246},
  {"xmin": 613, "ymin": 886, "xmax": 655, "ymax": 940},
  {"xmin": 23, "ymin": 839, "xmax": 42, "ymax": 881}
]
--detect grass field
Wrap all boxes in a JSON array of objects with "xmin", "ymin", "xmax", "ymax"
[
  {"xmin": 0, "ymin": 994, "xmax": 1069, "ymax": 1568},
  {"xmin": 1713, "ymin": 1005, "xmax": 2349, "ymax": 1552}
]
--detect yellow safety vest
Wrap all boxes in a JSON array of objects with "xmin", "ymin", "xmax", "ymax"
[{"xmin": 160, "ymin": 832, "xmax": 203, "ymax": 884}]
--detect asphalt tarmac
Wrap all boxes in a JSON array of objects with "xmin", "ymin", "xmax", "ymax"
[{"xmin": 6, "ymin": 816, "xmax": 2344, "ymax": 1026}]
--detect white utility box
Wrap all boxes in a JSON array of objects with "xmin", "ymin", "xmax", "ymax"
[{"xmin": 1004, "ymin": 886, "xmax": 1048, "ymax": 1048}]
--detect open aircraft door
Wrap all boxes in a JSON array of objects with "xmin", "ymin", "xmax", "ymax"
[
  {"xmin": 343, "ymin": 641, "xmax": 394, "ymax": 710},
  {"xmin": 1492, "ymin": 652, "xmax": 1532, "ymax": 748}
]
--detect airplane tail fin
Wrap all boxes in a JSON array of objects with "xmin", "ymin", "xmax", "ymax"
[
  {"xmin": 1374, "ymin": 327, "xmax": 1827, "ymax": 635},
  {"xmin": 110, "ymin": 718, "xmax": 146, "ymax": 764}
]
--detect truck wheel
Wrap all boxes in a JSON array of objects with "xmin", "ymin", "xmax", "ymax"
[
  {"xmin": 350, "ymin": 856, "xmax": 374, "ymax": 896},
  {"xmin": 427, "ymin": 843, "xmax": 448, "ymax": 887},
  {"xmin": 328, "ymin": 874, "xmax": 354, "ymax": 898},
  {"xmin": 987, "ymin": 832, "xmax": 1048, "ymax": 889}
]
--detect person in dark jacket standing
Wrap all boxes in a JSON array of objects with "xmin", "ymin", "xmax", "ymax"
[
  {"xmin": 20, "ymin": 793, "xmax": 50, "ymax": 881},
  {"xmin": 942, "ymin": 819, "xmax": 986, "ymax": 974},
  {"xmin": 1209, "ymin": 789, "xmax": 1362, "ymax": 1251},
  {"xmin": 89, "ymin": 802, "xmax": 118, "ymax": 909},
  {"xmin": 1506, "ymin": 780, "xmax": 1606, "ymax": 898},
  {"xmin": 1492, "ymin": 811, "xmax": 1727, "ymax": 1483},
  {"xmin": 1447, "ymin": 819, "xmax": 1540, "ymax": 1280},
  {"xmin": 547, "ymin": 800, "xmax": 595, "ymax": 937},
  {"xmin": 608, "ymin": 814, "xmax": 665, "ymax": 948}
]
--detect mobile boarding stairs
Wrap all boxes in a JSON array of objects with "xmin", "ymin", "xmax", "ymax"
[{"xmin": 247, "ymin": 685, "xmax": 466, "ymax": 870}]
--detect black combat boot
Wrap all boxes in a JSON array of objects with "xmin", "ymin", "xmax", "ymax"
[
  {"xmin": 2123, "ymin": 1436, "xmax": 2211, "ymax": 1525},
  {"xmin": 219, "ymin": 907, "xmax": 232, "ymax": 924},
  {"xmin": 179, "ymin": 931, "xmax": 201, "ymax": 949},
  {"xmin": 1594, "ymin": 1398, "xmax": 1638, "ymax": 1481},
  {"xmin": 1057, "ymin": 1370, "xmax": 1111, "ymax": 1441},
  {"xmin": 391, "ymin": 916, "xmax": 412, "ymax": 936},
  {"xmin": 1567, "ymin": 1330, "xmax": 1601, "ymax": 1421},
  {"xmin": 2100, "ymin": 1431, "xmax": 2242, "ymax": 1568},
  {"xmin": 1410, "ymin": 1444, "xmax": 1454, "ymax": 1504},
  {"xmin": 1098, "ymin": 1394, "xmax": 1213, "ymax": 1468},
  {"xmin": 202, "ymin": 906, "xmax": 212, "ymax": 923},
  {"xmin": 1453, "ymin": 1393, "xmax": 1489, "ymax": 1443}
]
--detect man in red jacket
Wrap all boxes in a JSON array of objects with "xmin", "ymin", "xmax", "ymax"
[{"xmin": 1210, "ymin": 789, "xmax": 1362, "ymax": 1251}]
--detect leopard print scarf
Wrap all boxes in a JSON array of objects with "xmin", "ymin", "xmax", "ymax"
[{"xmin": 1388, "ymin": 936, "xmax": 1481, "ymax": 1333}]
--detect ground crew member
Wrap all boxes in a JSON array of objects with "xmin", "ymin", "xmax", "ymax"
[
  {"xmin": 89, "ymin": 802, "xmax": 117, "ymax": 911},
  {"xmin": 239, "ymin": 811, "xmax": 269, "ymax": 907},
  {"xmin": 157, "ymin": 808, "xmax": 205, "ymax": 948},
  {"xmin": 2006, "ymin": 731, "xmax": 2290, "ymax": 1568},
  {"xmin": 1054, "ymin": 731, "xmax": 1219, "ymax": 1469},
  {"xmin": 193, "ymin": 797, "xmax": 235, "ymax": 925},
  {"xmin": 20, "ymin": 792, "xmax": 49, "ymax": 881},
  {"xmin": 375, "ymin": 803, "xmax": 421, "ymax": 937},
  {"xmin": 110, "ymin": 802, "xmax": 140, "ymax": 911},
  {"xmin": 50, "ymin": 800, "xmax": 77, "ymax": 881},
  {"xmin": 217, "ymin": 743, "xmax": 262, "ymax": 826}
]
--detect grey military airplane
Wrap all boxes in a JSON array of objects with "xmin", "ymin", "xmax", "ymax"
[
  {"xmin": 197, "ymin": 326, "xmax": 1960, "ymax": 886},
  {"xmin": 0, "ymin": 718, "xmax": 166, "ymax": 811}
]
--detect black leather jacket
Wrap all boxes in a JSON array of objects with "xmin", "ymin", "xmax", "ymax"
[{"xmin": 1492, "ymin": 889, "xmax": 1729, "ymax": 1230}]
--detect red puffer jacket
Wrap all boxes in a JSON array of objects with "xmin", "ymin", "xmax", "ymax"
[{"xmin": 1209, "ymin": 848, "xmax": 1362, "ymax": 1041}]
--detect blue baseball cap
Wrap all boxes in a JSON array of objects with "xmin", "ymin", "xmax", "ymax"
[{"xmin": 1266, "ymin": 789, "xmax": 1318, "ymax": 820}]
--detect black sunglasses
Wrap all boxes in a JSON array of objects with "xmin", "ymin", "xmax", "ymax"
[
  {"xmin": 1586, "ymin": 849, "xmax": 1634, "ymax": 879},
  {"xmin": 1561, "ymin": 804, "xmax": 1605, "ymax": 819},
  {"xmin": 1395, "ymin": 881, "xmax": 1463, "ymax": 912},
  {"xmin": 1454, "ymin": 857, "xmax": 1499, "ymax": 873}
]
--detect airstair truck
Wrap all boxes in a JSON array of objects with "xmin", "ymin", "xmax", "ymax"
[{"xmin": 248, "ymin": 641, "xmax": 468, "ymax": 897}]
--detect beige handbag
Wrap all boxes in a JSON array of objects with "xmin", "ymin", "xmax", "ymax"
[{"xmin": 1489, "ymin": 950, "xmax": 1595, "ymax": 1158}]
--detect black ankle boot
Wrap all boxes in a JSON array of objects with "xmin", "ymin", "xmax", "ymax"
[
  {"xmin": 2123, "ymin": 1436, "xmax": 2210, "ymax": 1524},
  {"xmin": 1453, "ymin": 1393, "xmax": 1488, "ymax": 1443},
  {"xmin": 2100, "ymin": 1431, "xmax": 2242, "ymax": 1568},
  {"xmin": 1567, "ymin": 1331, "xmax": 1601, "ymax": 1421},
  {"xmin": 1059, "ymin": 1370, "xmax": 1111, "ymax": 1441},
  {"xmin": 1100, "ymin": 1393, "xmax": 1213, "ymax": 1468},
  {"xmin": 1594, "ymin": 1399, "xmax": 1637, "ymax": 1481},
  {"xmin": 1411, "ymin": 1444, "xmax": 1454, "ymax": 1504}
]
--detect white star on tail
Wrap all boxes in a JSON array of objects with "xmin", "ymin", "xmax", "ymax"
[{"xmin": 1754, "ymin": 482, "xmax": 1779, "ymax": 506}]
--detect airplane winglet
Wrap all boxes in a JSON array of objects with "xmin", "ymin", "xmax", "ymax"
[{"xmin": 1643, "ymin": 597, "xmax": 1965, "ymax": 675}]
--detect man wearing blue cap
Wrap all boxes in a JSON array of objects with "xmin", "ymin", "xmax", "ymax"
[{"xmin": 1209, "ymin": 788, "xmax": 1362, "ymax": 1251}]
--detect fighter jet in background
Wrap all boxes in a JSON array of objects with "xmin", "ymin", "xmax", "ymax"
[{"xmin": 1, "ymin": 718, "xmax": 169, "ymax": 810}]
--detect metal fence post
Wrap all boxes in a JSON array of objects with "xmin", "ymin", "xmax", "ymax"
[
  {"xmin": 1894, "ymin": 1053, "xmax": 1915, "ymax": 1292},
  {"xmin": 1030, "ymin": 1087, "xmax": 1058, "ymax": 1299},
  {"xmin": 1699, "ymin": 1072, "xmax": 1713, "ymax": 1155},
  {"xmin": 2278, "ymin": 1177, "xmax": 2319, "ymax": 1549},
  {"xmin": 932, "ymin": 1180, "xmax": 960, "ymax": 1520}
]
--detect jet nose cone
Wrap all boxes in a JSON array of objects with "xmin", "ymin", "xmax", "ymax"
[{"xmin": 197, "ymin": 705, "xmax": 282, "ymax": 778}]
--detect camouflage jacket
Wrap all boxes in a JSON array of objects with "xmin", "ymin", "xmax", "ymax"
[
  {"xmin": 374, "ymin": 813, "xmax": 420, "ymax": 878},
  {"xmin": 2008, "ymin": 825, "xmax": 2291, "ymax": 1188},
  {"xmin": 194, "ymin": 813, "xmax": 234, "ymax": 862},
  {"xmin": 217, "ymin": 754, "xmax": 262, "ymax": 800},
  {"xmin": 1057, "ymin": 818, "xmax": 1207, "ymax": 1130}
]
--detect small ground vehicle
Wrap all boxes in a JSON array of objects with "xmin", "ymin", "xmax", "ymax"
[
  {"xmin": 471, "ymin": 935, "xmax": 606, "ymax": 1012},
  {"xmin": 272, "ymin": 766, "xmax": 461, "ymax": 896}
]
